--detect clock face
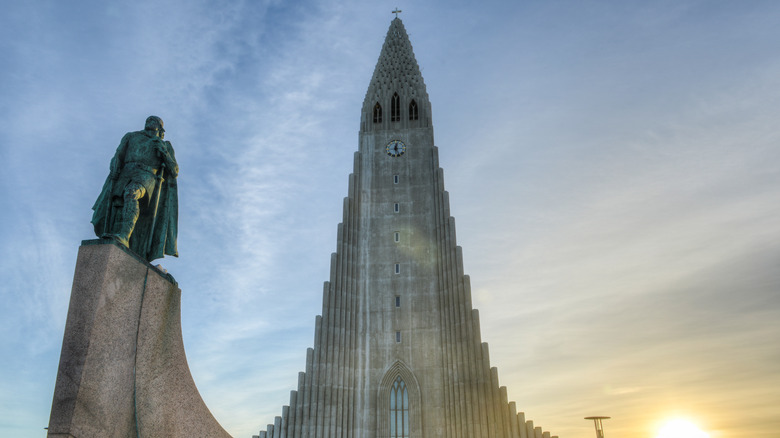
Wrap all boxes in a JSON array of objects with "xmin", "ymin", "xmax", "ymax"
[{"xmin": 386, "ymin": 140, "xmax": 406, "ymax": 157}]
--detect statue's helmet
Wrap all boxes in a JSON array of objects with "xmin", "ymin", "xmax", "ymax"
[{"xmin": 145, "ymin": 115, "xmax": 164, "ymax": 131}]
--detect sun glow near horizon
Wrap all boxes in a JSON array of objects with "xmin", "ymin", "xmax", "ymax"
[{"xmin": 655, "ymin": 419, "xmax": 710, "ymax": 438}]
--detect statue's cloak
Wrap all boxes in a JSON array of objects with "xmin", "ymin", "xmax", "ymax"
[{"xmin": 91, "ymin": 132, "xmax": 178, "ymax": 261}]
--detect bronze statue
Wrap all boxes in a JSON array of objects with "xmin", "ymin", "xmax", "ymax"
[{"xmin": 91, "ymin": 116, "xmax": 179, "ymax": 261}]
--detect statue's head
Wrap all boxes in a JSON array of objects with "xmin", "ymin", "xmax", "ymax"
[{"xmin": 144, "ymin": 116, "xmax": 165, "ymax": 138}]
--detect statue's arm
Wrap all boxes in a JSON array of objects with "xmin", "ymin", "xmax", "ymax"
[
  {"xmin": 109, "ymin": 133, "xmax": 131, "ymax": 179},
  {"xmin": 158, "ymin": 141, "xmax": 179, "ymax": 178}
]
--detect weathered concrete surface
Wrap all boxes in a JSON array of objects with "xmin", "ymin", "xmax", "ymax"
[
  {"xmin": 47, "ymin": 242, "xmax": 144, "ymax": 438},
  {"xmin": 48, "ymin": 240, "xmax": 230, "ymax": 438},
  {"xmin": 134, "ymin": 257, "xmax": 231, "ymax": 437}
]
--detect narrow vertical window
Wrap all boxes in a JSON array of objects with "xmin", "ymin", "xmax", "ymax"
[
  {"xmin": 394, "ymin": 175, "xmax": 399, "ymax": 184},
  {"xmin": 395, "ymin": 296, "xmax": 401, "ymax": 307},
  {"xmin": 395, "ymin": 263, "xmax": 400, "ymax": 274},
  {"xmin": 394, "ymin": 232, "xmax": 400, "ymax": 242},
  {"xmin": 391, "ymin": 93, "xmax": 400, "ymax": 122},
  {"xmin": 373, "ymin": 102, "xmax": 383, "ymax": 123},
  {"xmin": 408, "ymin": 99, "xmax": 418, "ymax": 121},
  {"xmin": 394, "ymin": 203, "xmax": 399, "ymax": 213},
  {"xmin": 395, "ymin": 331, "xmax": 402, "ymax": 343},
  {"xmin": 390, "ymin": 376, "xmax": 409, "ymax": 437}
]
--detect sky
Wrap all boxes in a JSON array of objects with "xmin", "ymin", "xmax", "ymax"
[{"xmin": 1, "ymin": 1, "xmax": 779, "ymax": 437}]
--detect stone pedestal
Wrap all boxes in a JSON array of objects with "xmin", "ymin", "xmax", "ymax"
[{"xmin": 48, "ymin": 240, "xmax": 231, "ymax": 438}]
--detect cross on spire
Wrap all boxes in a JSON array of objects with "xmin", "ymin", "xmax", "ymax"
[{"xmin": 392, "ymin": 8, "xmax": 402, "ymax": 18}]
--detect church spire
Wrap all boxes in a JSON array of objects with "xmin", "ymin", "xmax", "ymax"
[
  {"xmin": 253, "ymin": 17, "xmax": 560, "ymax": 438},
  {"xmin": 361, "ymin": 18, "xmax": 431, "ymax": 132}
]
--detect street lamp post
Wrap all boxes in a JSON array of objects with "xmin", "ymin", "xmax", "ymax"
[{"xmin": 585, "ymin": 416, "xmax": 610, "ymax": 438}]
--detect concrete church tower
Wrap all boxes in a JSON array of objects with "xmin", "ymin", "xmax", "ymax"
[{"xmin": 255, "ymin": 18, "xmax": 556, "ymax": 438}]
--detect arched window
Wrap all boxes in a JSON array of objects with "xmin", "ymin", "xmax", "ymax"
[
  {"xmin": 391, "ymin": 93, "xmax": 400, "ymax": 122},
  {"xmin": 378, "ymin": 362, "xmax": 420, "ymax": 437},
  {"xmin": 390, "ymin": 376, "xmax": 409, "ymax": 438},
  {"xmin": 408, "ymin": 100, "xmax": 418, "ymax": 121},
  {"xmin": 373, "ymin": 102, "xmax": 383, "ymax": 123}
]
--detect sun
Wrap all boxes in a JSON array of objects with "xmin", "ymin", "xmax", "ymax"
[{"xmin": 655, "ymin": 419, "xmax": 710, "ymax": 438}]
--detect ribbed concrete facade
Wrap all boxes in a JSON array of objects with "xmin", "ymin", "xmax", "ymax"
[{"xmin": 255, "ymin": 18, "xmax": 557, "ymax": 438}]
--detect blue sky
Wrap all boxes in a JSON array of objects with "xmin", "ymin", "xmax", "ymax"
[{"xmin": 1, "ymin": 1, "xmax": 779, "ymax": 437}]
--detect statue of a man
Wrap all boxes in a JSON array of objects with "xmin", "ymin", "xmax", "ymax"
[{"xmin": 91, "ymin": 116, "xmax": 179, "ymax": 261}]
